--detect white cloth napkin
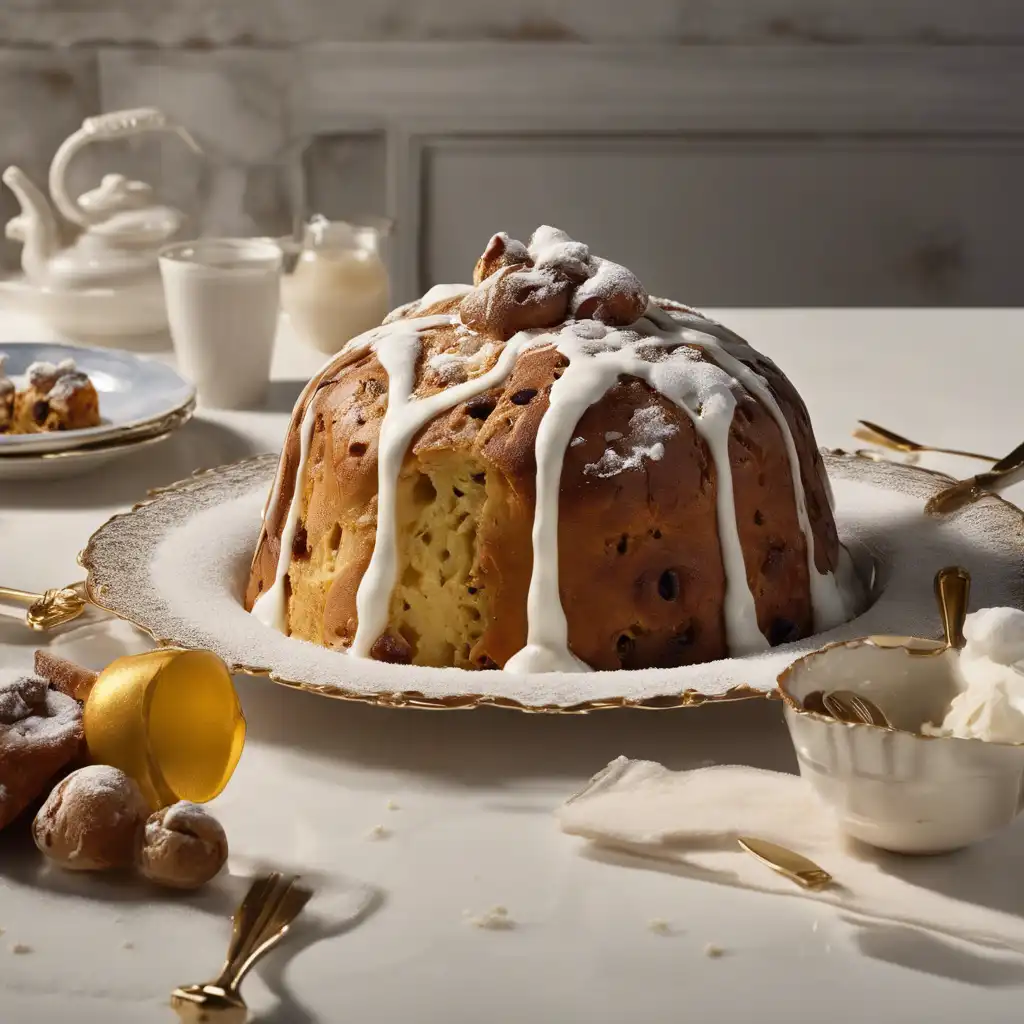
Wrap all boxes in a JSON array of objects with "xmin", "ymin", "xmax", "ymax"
[{"xmin": 558, "ymin": 757, "xmax": 1024, "ymax": 953}]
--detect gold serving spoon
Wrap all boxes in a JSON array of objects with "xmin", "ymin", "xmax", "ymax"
[
  {"xmin": 0, "ymin": 581, "xmax": 89, "ymax": 630},
  {"xmin": 853, "ymin": 421, "xmax": 997, "ymax": 463},
  {"xmin": 924, "ymin": 439, "xmax": 1024, "ymax": 517},
  {"xmin": 737, "ymin": 837, "xmax": 833, "ymax": 891},
  {"xmin": 822, "ymin": 690, "xmax": 892, "ymax": 728},
  {"xmin": 801, "ymin": 688, "xmax": 891, "ymax": 727},
  {"xmin": 935, "ymin": 564, "xmax": 970, "ymax": 650},
  {"xmin": 171, "ymin": 872, "xmax": 312, "ymax": 1023}
]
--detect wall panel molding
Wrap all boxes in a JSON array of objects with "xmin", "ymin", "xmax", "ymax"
[{"xmin": 90, "ymin": 43, "xmax": 1024, "ymax": 303}]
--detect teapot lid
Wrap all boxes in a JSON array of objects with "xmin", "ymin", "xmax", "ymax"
[{"xmin": 76, "ymin": 174, "xmax": 183, "ymax": 245}]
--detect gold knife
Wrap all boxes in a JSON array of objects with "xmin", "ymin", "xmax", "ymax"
[
  {"xmin": 924, "ymin": 437, "xmax": 1024, "ymax": 517},
  {"xmin": 737, "ymin": 836, "xmax": 833, "ymax": 890}
]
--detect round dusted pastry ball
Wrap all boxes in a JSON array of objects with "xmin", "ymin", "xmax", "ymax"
[
  {"xmin": 33, "ymin": 765, "xmax": 149, "ymax": 871},
  {"xmin": 137, "ymin": 801, "xmax": 228, "ymax": 890}
]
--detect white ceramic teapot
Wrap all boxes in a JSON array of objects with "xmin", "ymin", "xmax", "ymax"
[{"xmin": 2, "ymin": 107, "xmax": 201, "ymax": 340}]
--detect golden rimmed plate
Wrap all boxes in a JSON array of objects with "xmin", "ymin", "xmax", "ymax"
[
  {"xmin": 79, "ymin": 451, "xmax": 1024, "ymax": 714},
  {"xmin": 0, "ymin": 342, "xmax": 195, "ymax": 456},
  {"xmin": 0, "ymin": 406, "xmax": 194, "ymax": 481}
]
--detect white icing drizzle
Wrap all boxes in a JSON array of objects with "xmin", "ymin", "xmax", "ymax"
[
  {"xmin": 349, "ymin": 322, "xmax": 527, "ymax": 657},
  {"xmin": 255, "ymin": 231, "xmax": 854, "ymax": 669},
  {"xmin": 641, "ymin": 355, "xmax": 766, "ymax": 657},
  {"xmin": 251, "ymin": 400, "xmax": 318, "ymax": 631},
  {"xmin": 647, "ymin": 305, "xmax": 850, "ymax": 632},
  {"xmin": 383, "ymin": 283, "xmax": 472, "ymax": 324},
  {"xmin": 505, "ymin": 321, "xmax": 767, "ymax": 673}
]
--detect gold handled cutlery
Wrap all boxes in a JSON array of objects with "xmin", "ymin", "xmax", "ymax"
[
  {"xmin": 171, "ymin": 872, "xmax": 312, "ymax": 1023},
  {"xmin": 925, "ymin": 439, "xmax": 1024, "ymax": 517},
  {"xmin": 0, "ymin": 581, "xmax": 88, "ymax": 630}
]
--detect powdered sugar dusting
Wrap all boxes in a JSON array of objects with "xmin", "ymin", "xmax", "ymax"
[
  {"xmin": 528, "ymin": 225, "xmax": 591, "ymax": 281},
  {"xmin": 0, "ymin": 671, "xmax": 82, "ymax": 754},
  {"xmin": 383, "ymin": 283, "xmax": 472, "ymax": 324},
  {"xmin": 161, "ymin": 800, "xmax": 217, "ymax": 837},
  {"xmin": 26, "ymin": 358, "xmax": 77, "ymax": 392},
  {"xmin": 48, "ymin": 372, "xmax": 92, "ymax": 403},
  {"xmin": 585, "ymin": 407, "xmax": 679, "ymax": 479},
  {"xmin": 58, "ymin": 764, "xmax": 139, "ymax": 806},
  {"xmin": 427, "ymin": 340, "xmax": 498, "ymax": 386},
  {"xmin": 0, "ymin": 672, "xmax": 48, "ymax": 724},
  {"xmin": 493, "ymin": 232, "xmax": 529, "ymax": 264},
  {"xmin": 570, "ymin": 258, "xmax": 644, "ymax": 317}
]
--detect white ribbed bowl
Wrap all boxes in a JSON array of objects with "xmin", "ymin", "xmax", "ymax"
[{"xmin": 779, "ymin": 639, "xmax": 1024, "ymax": 854}]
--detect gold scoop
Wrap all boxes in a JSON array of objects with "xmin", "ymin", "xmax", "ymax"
[
  {"xmin": 171, "ymin": 872, "xmax": 312, "ymax": 1023},
  {"xmin": 0, "ymin": 581, "xmax": 88, "ymax": 630}
]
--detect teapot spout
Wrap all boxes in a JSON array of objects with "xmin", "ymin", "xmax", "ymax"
[{"xmin": 3, "ymin": 166, "xmax": 61, "ymax": 285}]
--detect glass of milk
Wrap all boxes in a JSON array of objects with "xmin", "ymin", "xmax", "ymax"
[
  {"xmin": 159, "ymin": 237, "xmax": 283, "ymax": 409},
  {"xmin": 282, "ymin": 215, "xmax": 392, "ymax": 354}
]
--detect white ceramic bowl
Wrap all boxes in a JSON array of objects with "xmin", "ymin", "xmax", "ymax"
[{"xmin": 779, "ymin": 638, "xmax": 1024, "ymax": 854}]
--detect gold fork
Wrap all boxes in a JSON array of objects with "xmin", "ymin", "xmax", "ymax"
[
  {"xmin": 0, "ymin": 581, "xmax": 89, "ymax": 630},
  {"xmin": 171, "ymin": 872, "xmax": 313, "ymax": 1023},
  {"xmin": 853, "ymin": 421, "xmax": 997, "ymax": 463}
]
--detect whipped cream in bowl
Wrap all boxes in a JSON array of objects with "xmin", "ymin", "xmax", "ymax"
[
  {"xmin": 923, "ymin": 607, "xmax": 1024, "ymax": 744},
  {"xmin": 779, "ymin": 605, "xmax": 1024, "ymax": 855}
]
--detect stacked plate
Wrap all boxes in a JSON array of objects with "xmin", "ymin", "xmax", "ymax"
[{"xmin": 0, "ymin": 342, "xmax": 195, "ymax": 480}]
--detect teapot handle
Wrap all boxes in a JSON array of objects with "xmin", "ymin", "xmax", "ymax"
[{"xmin": 48, "ymin": 107, "xmax": 202, "ymax": 228}]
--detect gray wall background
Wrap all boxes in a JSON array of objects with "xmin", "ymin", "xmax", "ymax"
[{"xmin": 1, "ymin": 1, "xmax": 1022, "ymax": 306}]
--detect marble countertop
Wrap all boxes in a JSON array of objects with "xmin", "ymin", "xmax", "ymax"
[{"xmin": 2, "ymin": 308, "xmax": 1023, "ymax": 1023}]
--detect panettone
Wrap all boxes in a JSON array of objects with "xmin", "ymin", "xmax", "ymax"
[{"xmin": 246, "ymin": 227, "xmax": 858, "ymax": 672}]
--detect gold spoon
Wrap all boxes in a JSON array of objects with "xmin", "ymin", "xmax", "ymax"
[
  {"xmin": 825, "ymin": 690, "xmax": 892, "ymax": 728},
  {"xmin": 0, "ymin": 582, "xmax": 88, "ymax": 630},
  {"xmin": 171, "ymin": 872, "xmax": 312, "ymax": 1023},
  {"xmin": 934, "ymin": 565, "xmax": 971, "ymax": 650},
  {"xmin": 737, "ymin": 837, "xmax": 833, "ymax": 891},
  {"xmin": 853, "ymin": 421, "xmax": 997, "ymax": 463},
  {"xmin": 924, "ymin": 439, "xmax": 1024, "ymax": 517}
]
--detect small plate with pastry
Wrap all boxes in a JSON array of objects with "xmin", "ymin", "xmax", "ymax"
[{"xmin": 0, "ymin": 341, "xmax": 195, "ymax": 456}]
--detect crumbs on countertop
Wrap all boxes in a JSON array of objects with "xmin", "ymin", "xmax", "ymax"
[
  {"xmin": 648, "ymin": 919, "xmax": 672, "ymax": 936},
  {"xmin": 386, "ymin": 799, "xmax": 399, "ymax": 811},
  {"xmin": 703, "ymin": 943, "xmax": 726, "ymax": 958},
  {"xmin": 465, "ymin": 906, "xmax": 515, "ymax": 931},
  {"xmin": 10, "ymin": 943, "xmax": 32, "ymax": 955},
  {"xmin": 366, "ymin": 824, "xmax": 390, "ymax": 840}
]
